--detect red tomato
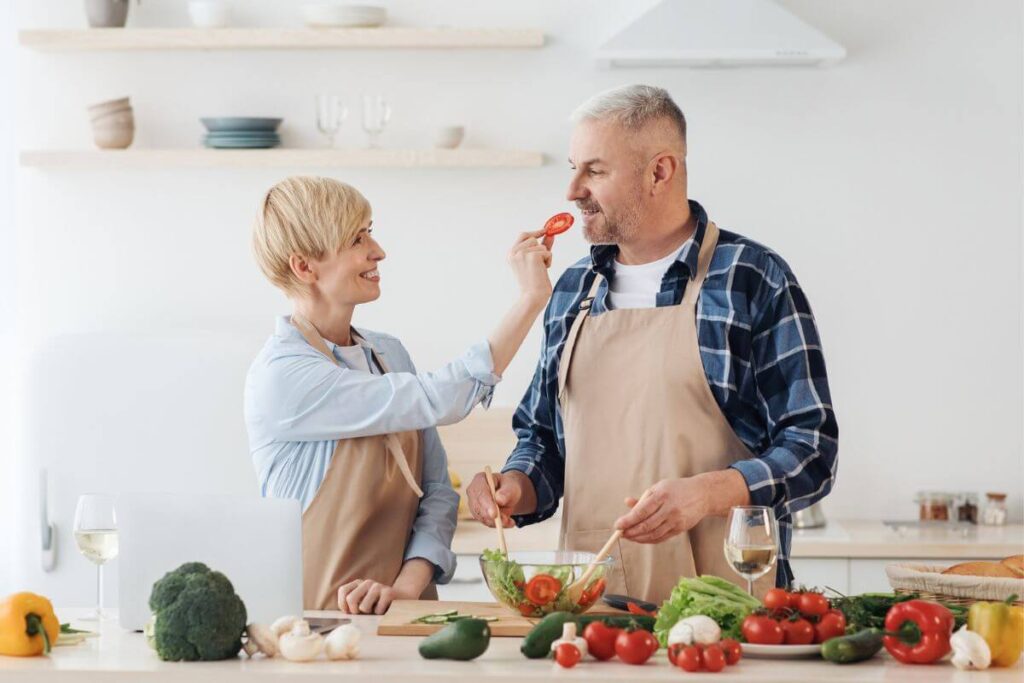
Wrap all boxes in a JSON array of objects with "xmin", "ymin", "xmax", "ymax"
[
  {"xmin": 677, "ymin": 645, "xmax": 703, "ymax": 672},
  {"xmin": 524, "ymin": 574, "xmax": 561, "ymax": 606},
  {"xmin": 701, "ymin": 644, "xmax": 726, "ymax": 672},
  {"xmin": 782, "ymin": 617, "xmax": 815, "ymax": 645},
  {"xmin": 720, "ymin": 638, "xmax": 742, "ymax": 665},
  {"xmin": 615, "ymin": 629, "xmax": 655, "ymax": 665},
  {"xmin": 583, "ymin": 621, "xmax": 620, "ymax": 661},
  {"xmin": 741, "ymin": 615, "xmax": 785, "ymax": 645},
  {"xmin": 797, "ymin": 592, "xmax": 830, "ymax": 619},
  {"xmin": 518, "ymin": 602, "xmax": 538, "ymax": 617},
  {"xmin": 763, "ymin": 588, "xmax": 791, "ymax": 611},
  {"xmin": 642, "ymin": 630, "xmax": 660, "ymax": 656},
  {"xmin": 667, "ymin": 643, "xmax": 684, "ymax": 666},
  {"xmin": 814, "ymin": 609, "xmax": 847, "ymax": 644},
  {"xmin": 787, "ymin": 590, "xmax": 803, "ymax": 610},
  {"xmin": 578, "ymin": 578, "xmax": 606, "ymax": 608},
  {"xmin": 554, "ymin": 643, "xmax": 581, "ymax": 668},
  {"xmin": 543, "ymin": 212, "xmax": 574, "ymax": 237}
]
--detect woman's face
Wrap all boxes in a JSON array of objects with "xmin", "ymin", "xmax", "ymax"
[{"xmin": 311, "ymin": 220, "xmax": 386, "ymax": 306}]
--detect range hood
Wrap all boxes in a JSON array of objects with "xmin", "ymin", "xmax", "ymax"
[{"xmin": 596, "ymin": 0, "xmax": 846, "ymax": 68}]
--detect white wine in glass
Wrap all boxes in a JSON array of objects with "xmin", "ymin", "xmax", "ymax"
[
  {"xmin": 74, "ymin": 494, "xmax": 118, "ymax": 620},
  {"xmin": 724, "ymin": 506, "xmax": 779, "ymax": 595}
]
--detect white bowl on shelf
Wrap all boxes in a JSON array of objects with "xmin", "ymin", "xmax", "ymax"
[
  {"xmin": 433, "ymin": 125, "xmax": 465, "ymax": 149},
  {"xmin": 189, "ymin": 1, "xmax": 232, "ymax": 29},
  {"xmin": 301, "ymin": 4, "xmax": 387, "ymax": 28}
]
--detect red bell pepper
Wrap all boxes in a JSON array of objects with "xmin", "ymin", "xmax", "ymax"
[{"xmin": 882, "ymin": 599, "xmax": 955, "ymax": 665}]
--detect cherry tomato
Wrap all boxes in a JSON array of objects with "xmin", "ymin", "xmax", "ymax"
[
  {"xmin": 555, "ymin": 643, "xmax": 581, "ymax": 668},
  {"xmin": 701, "ymin": 644, "xmax": 726, "ymax": 672},
  {"xmin": 578, "ymin": 578, "xmax": 606, "ymax": 608},
  {"xmin": 782, "ymin": 617, "xmax": 815, "ymax": 645},
  {"xmin": 787, "ymin": 590, "xmax": 803, "ymax": 610},
  {"xmin": 797, "ymin": 592, "xmax": 830, "ymax": 619},
  {"xmin": 741, "ymin": 615, "xmax": 785, "ymax": 645},
  {"xmin": 615, "ymin": 629, "xmax": 655, "ymax": 665},
  {"xmin": 524, "ymin": 574, "xmax": 561, "ymax": 606},
  {"xmin": 643, "ymin": 630, "xmax": 660, "ymax": 656},
  {"xmin": 814, "ymin": 609, "xmax": 847, "ymax": 644},
  {"xmin": 543, "ymin": 212, "xmax": 574, "ymax": 237},
  {"xmin": 763, "ymin": 588, "xmax": 791, "ymax": 611},
  {"xmin": 720, "ymin": 638, "xmax": 742, "ymax": 665},
  {"xmin": 667, "ymin": 642, "xmax": 684, "ymax": 666},
  {"xmin": 677, "ymin": 645, "xmax": 703, "ymax": 672},
  {"xmin": 583, "ymin": 621, "xmax": 620, "ymax": 661}
]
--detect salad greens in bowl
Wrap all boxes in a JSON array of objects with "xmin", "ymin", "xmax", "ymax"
[{"xmin": 479, "ymin": 549, "xmax": 614, "ymax": 617}]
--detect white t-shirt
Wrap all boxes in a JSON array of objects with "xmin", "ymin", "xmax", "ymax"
[
  {"xmin": 608, "ymin": 244, "xmax": 687, "ymax": 310},
  {"xmin": 334, "ymin": 342, "xmax": 376, "ymax": 374}
]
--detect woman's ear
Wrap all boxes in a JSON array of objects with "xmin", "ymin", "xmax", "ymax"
[{"xmin": 289, "ymin": 253, "xmax": 317, "ymax": 285}]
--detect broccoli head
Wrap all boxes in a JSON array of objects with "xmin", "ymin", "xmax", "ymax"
[{"xmin": 148, "ymin": 561, "xmax": 247, "ymax": 661}]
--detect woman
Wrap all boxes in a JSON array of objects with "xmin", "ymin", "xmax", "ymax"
[{"xmin": 245, "ymin": 176, "xmax": 552, "ymax": 614}]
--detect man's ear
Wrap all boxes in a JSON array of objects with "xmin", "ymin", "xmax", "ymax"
[
  {"xmin": 289, "ymin": 253, "xmax": 317, "ymax": 285},
  {"xmin": 650, "ymin": 153, "xmax": 681, "ymax": 196}
]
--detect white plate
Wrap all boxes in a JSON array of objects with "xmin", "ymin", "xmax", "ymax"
[{"xmin": 741, "ymin": 643, "xmax": 821, "ymax": 659}]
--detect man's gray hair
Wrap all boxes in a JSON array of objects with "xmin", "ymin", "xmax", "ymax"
[{"xmin": 570, "ymin": 84, "xmax": 686, "ymax": 142}]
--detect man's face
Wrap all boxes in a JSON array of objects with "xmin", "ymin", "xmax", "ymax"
[{"xmin": 566, "ymin": 119, "xmax": 647, "ymax": 245}]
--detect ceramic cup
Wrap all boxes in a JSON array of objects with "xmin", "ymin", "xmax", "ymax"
[
  {"xmin": 433, "ymin": 125, "xmax": 465, "ymax": 149},
  {"xmin": 188, "ymin": 1, "xmax": 231, "ymax": 28}
]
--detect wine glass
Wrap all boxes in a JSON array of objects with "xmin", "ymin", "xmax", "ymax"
[
  {"xmin": 724, "ymin": 505, "xmax": 778, "ymax": 595},
  {"xmin": 361, "ymin": 94, "xmax": 391, "ymax": 149},
  {"xmin": 315, "ymin": 94, "xmax": 347, "ymax": 148},
  {"xmin": 73, "ymin": 494, "xmax": 119, "ymax": 620}
]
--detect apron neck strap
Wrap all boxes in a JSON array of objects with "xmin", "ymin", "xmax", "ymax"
[{"xmin": 682, "ymin": 221, "xmax": 719, "ymax": 307}]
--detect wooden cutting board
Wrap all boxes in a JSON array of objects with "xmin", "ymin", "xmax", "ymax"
[{"xmin": 377, "ymin": 600, "xmax": 629, "ymax": 637}]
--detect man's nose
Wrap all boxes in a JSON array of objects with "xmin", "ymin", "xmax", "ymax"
[{"xmin": 566, "ymin": 178, "xmax": 587, "ymax": 202}]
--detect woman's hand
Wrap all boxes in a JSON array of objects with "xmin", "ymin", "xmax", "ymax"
[
  {"xmin": 337, "ymin": 579, "xmax": 413, "ymax": 615},
  {"xmin": 508, "ymin": 229, "xmax": 553, "ymax": 307}
]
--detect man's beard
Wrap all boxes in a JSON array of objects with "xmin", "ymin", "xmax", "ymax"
[{"xmin": 579, "ymin": 194, "xmax": 644, "ymax": 245}]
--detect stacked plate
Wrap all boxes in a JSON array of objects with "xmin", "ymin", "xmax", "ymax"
[
  {"xmin": 200, "ymin": 117, "xmax": 282, "ymax": 149},
  {"xmin": 301, "ymin": 4, "xmax": 387, "ymax": 28}
]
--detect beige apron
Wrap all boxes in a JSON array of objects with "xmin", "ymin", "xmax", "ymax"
[
  {"xmin": 557, "ymin": 222, "xmax": 776, "ymax": 604},
  {"xmin": 292, "ymin": 315, "xmax": 438, "ymax": 610}
]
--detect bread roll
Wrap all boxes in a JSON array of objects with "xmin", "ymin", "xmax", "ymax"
[{"xmin": 942, "ymin": 561, "xmax": 1021, "ymax": 578}]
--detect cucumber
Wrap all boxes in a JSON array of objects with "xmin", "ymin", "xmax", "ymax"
[
  {"xmin": 577, "ymin": 614, "xmax": 656, "ymax": 632},
  {"xmin": 820, "ymin": 628, "xmax": 884, "ymax": 664},
  {"xmin": 521, "ymin": 612, "xmax": 576, "ymax": 659},
  {"xmin": 418, "ymin": 619, "xmax": 491, "ymax": 661}
]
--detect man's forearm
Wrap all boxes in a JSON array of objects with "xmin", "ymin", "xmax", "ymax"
[{"xmin": 698, "ymin": 469, "xmax": 751, "ymax": 517}]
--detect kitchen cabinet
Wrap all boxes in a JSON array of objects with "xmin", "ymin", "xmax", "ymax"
[{"xmin": 789, "ymin": 558, "xmax": 849, "ymax": 593}]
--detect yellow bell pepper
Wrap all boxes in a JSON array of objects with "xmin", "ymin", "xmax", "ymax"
[
  {"xmin": 967, "ymin": 598, "xmax": 1024, "ymax": 667},
  {"xmin": 0, "ymin": 592, "xmax": 60, "ymax": 657}
]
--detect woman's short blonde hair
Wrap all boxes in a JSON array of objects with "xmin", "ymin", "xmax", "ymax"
[{"xmin": 253, "ymin": 175, "xmax": 372, "ymax": 296}]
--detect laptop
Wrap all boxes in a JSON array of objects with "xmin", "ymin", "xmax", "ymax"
[{"xmin": 117, "ymin": 492, "xmax": 303, "ymax": 631}]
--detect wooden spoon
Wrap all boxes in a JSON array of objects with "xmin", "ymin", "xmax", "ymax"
[
  {"xmin": 483, "ymin": 466, "xmax": 508, "ymax": 556},
  {"xmin": 566, "ymin": 488, "xmax": 652, "ymax": 603}
]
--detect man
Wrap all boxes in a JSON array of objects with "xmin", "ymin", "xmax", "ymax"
[{"xmin": 467, "ymin": 84, "xmax": 838, "ymax": 603}]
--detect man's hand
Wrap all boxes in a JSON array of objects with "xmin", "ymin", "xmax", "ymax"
[
  {"xmin": 466, "ymin": 470, "xmax": 537, "ymax": 527},
  {"xmin": 615, "ymin": 470, "xmax": 751, "ymax": 544}
]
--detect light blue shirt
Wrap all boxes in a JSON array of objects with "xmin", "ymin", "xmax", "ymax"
[{"xmin": 244, "ymin": 315, "xmax": 500, "ymax": 584}]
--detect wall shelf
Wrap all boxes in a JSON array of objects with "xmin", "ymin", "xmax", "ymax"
[
  {"xmin": 18, "ymin": 27, "xmax": 545, "ymax": 51},
  {"xmin": 19, "ymin": 148, "xmax": 545, "ymax": 169}
]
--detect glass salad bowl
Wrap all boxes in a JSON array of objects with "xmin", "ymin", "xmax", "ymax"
[{"xmin": 479, "ymin": 549, "xmax": 615, "ymax": 617}]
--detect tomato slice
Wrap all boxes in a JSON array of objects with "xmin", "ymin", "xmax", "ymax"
[
  {"xmin": 543, "ymin": 212, "xmax": 575, "ymax": 236},
  {"xmin": 524, "ymin": 574, "xmax": 562, "ymax": 606}
]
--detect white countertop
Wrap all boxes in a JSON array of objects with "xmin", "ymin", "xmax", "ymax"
[
  {"xmin": 2, "ymin": 609, "xmax": 1021, "ymax": 682},
  {"xmin": 453, "ymin": 517, "xmax": 1024, "ymax": 559}
]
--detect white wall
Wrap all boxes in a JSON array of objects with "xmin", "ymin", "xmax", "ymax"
[{"xmin": 5, "ymin": 1, "xmax": 1022, "ymax": 600}]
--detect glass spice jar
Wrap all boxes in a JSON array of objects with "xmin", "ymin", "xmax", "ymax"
[
  {"xmin": 956, "ymin": 493, "xmax": 979, "ymax": 524},
  {"xmin": 915, "ymin": 491, "xmax": 953, "ymax": 521},
  {"xmin": 982, "ymin": 492, "xmax": 1008, "ymax": 526}
]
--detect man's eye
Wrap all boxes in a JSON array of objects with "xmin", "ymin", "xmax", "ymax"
[{"xmin": 588, "ymin": 169, "xmax": 603, "ymax": 176}]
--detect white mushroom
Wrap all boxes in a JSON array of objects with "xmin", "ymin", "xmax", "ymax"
[
  {"xmin": 950, "ymin": 626, "xmax": 991, "ymax": 671},
  {"xmin": 551, "ymin": 622, "xmax": 588, "ymax": 659},
  {"xmin": 243, "ymin": 623, "xmax": 279, "ymax": 658},
  {"xmin": 324, "ymin": 624, "xmax": 362, "ymax": 661},
  {"xmin": 667, "ymin": 616, "xmax": 721, "ymax": 646},
  {"xmin": 270, "ymin": 615, "xmax": 302, "ymax": 639},
  {"xmin": 278, "ymin": 620, "xmax": 324, "ymax": 662}
]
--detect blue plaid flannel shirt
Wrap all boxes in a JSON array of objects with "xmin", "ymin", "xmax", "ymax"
[{"xmin": 502, "ymin": 200, "xmax": 839, "ymax": 587}]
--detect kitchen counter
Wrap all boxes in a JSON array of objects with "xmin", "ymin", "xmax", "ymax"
[
  {"xmin": 2, "ymin": 609, "xmax": 1020, "ymax": 682},
  {"xmin": 453, "ymin": 517, "xmax": 1024, "ymax": 559}
]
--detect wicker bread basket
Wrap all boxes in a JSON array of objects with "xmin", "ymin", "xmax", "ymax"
[{"xmin": 886, "ymin": 563, "xmax": 1024, "ymax": 607}]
